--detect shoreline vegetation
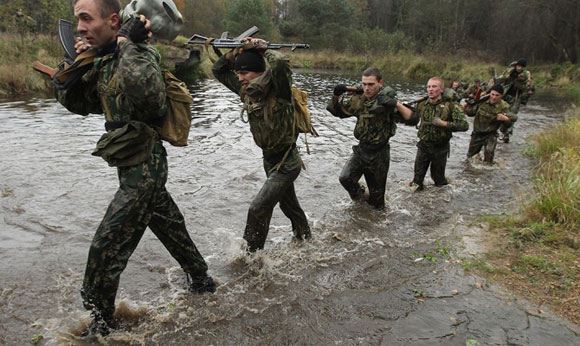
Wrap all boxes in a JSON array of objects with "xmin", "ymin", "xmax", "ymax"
[
  {"xmin": 1, "ymin": 33, "xmax": 579, "ymax": 105},
  {"xmin": 1, "ymin": 32, "xmax": 579, "ymax": 323},
  {"xmin": 462, "ymin": 112, "xmax": 579, "ymax": 324}
]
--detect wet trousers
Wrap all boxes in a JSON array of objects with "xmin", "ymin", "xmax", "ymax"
[
  {"xmin": 339, "ymin": 143, "xmax": 390, "ymax": 209},
  {"xmin": 412, "ymin": 140, "xmax": 450, "ymax": 187},
  {"xmin": 467, "ymin": 132, "xmax": 498, "ymax": 163},
  {"xmin": 243, "ymin": 148, "xmax": 310, "ymax": 252},
  {"xmin": 81, "ymin": 143, "xmax": 208, "ymax": 321}
]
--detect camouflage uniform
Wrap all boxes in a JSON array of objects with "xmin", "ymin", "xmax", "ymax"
[
  {"xmin": 412, "ymin": 98, "xmax": 468, "ymax": 188},
  {"xmin": 466, "ymin": 99, "xmax": 517, "ymax": 163},
  {"xmin": 496, "ymin": 66, "xmax": 534, "ymax": 139},
  {"xmin": 56, "ymin": 40, "xmax": 209, "ymax": 322},
  {"xmin": 212, "ymin": 51, "xmax": 310, "ymax": 252},
  {"xmin": 326, "ymin": 87, "xmax": 413, "ymax": 209}
]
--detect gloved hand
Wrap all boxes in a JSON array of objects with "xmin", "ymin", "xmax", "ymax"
[
  {"xmin": 333, "ymin": 84, "xmax": 347, "ymax": 96},
  {"xmin": 117, "ymin": 16, "xmax": 149, "ymax": 43},
  {"xmin": 241, "ymin": 38, "xmax": 268, "ymax": 51},
  {"xmin": 432, "ymin": 117, "xmax": 447, "ymax": 127},
  {"xmin": 380, "ymin": 96, "xmax": 398, "ymax": 108}
]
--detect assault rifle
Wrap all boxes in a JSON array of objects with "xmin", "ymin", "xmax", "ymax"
[
  {"xmin": 187, "ymin": 26, "xmax": 310, "ymax": 51},
  {"xmin": 401, "ymin": 95, "xmax": 428, "ymax": 112}
]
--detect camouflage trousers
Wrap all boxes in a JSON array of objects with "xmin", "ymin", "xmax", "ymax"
[
  {"xmin": 243, "ymin": 147, "xmax": 310, "ymax": 252},
  {"xmin": 412, "ymin": 140, "xmax": 450, "ymax": 187},
  {"xmin": 467, "ymin": 132, "xmax": 498, "ymax": 163},
  {"xmin": 81, "ymin": 142, "xmax": 208, "ymax": 321},
  {"xmin": 339, "ymin": 143, "xmax": 390, "ymax": 209}
]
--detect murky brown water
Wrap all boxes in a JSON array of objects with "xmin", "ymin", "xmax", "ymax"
[{"xmin": 0, "ymin": 72, "xmax": 577, "ymax": 345}]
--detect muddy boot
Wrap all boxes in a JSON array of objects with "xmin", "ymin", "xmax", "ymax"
[
  {"xmin": 293, "ymin": 226, "xmax": 312, "ymax": 241},
  {"xmin": 81, "ymin": 311, "xmax": 116, "ymax": 337},
  {"xmin": 187, "ymin": 274, "xmax": 216, "ymax": 294},
  {"xmin": 409, "ymin": 181, "xmax": 424, "ymax": 192}
]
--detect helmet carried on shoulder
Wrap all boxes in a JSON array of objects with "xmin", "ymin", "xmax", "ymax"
[{"xmin": 122, "ymin": 0, "xmax": 184, "ymax": 41}]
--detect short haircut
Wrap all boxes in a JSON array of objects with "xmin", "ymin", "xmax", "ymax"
[
  {"xmin": 429, "ymin": 76, "xmax": 445, "ymax": 89},
  {"xmin": 362, "ymin": 67, "xmax": 382, "ymax": 81},
  {"xmin": 74, "ymin": 0, "xmax": 121, "ymax": 18}
]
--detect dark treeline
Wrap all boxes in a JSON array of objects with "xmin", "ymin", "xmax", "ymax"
[{"xmin": 1, "ymin": 0, "xmax": 578, "ymax": 63}]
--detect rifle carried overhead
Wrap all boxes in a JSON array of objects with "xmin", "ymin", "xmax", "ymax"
[{"xmin": 187, "ymin": 26, "xmax": 310, "ymax": 51}]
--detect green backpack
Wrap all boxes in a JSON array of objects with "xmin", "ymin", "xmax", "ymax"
[{"xmin": 157, "ymin": 70, "xmax": 193, "ymax": 146}]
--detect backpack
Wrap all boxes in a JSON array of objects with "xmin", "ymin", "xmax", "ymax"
[
  {"xmin": 158, "ymin": 70, "xmax": 193, "ymax": 146},
  {"xmin": 291, "ymin": 86, "xmax": 318, "ymax": 153}
]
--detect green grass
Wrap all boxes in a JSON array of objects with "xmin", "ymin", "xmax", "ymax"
[{"xmin": 466, "ymin": 114, "xmax": 580, "ymax": 323}]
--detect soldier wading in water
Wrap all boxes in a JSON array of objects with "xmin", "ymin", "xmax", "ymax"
[
  {"xmin": 327, "ymin": 68, "xmax": 415, "ymax": 209},
  {"xmin": 212, "ymin": 38, "xmax": 311, "ymax": 252},
  {"xmin": 56, "ymin": 0, "xmax": 215, "ymax": 336}
]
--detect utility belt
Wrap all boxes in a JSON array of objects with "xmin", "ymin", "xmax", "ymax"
[
  {"xmin": 263, "ymin": 143, "xmax": 296, "ymax": 165},
  {"xmin": 93, "ymin": 121, "xmax": 158, "ymax": 167},
  {"xmin": 358, "ymin": 141, "xmax": 388, "ymax": 153}
]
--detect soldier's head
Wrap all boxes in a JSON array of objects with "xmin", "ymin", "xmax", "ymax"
[
  {"xmin": 234, "ymin": 50, "xmax": 266, "ymax": 87},
  {"xmin": 450, "ymin": 79, "xmax": 460, "ymax": 90},
  {"xmin": 74, "ymin": 0, "xmax": 121, "ymax": 48},
  {"xmin": 361, "ymin": 68, "xmax": 384, "ymax": 99},
  {"xmin": 427, "ymin": 77, "xmax": 444, "ymax": 101},
  {"xmin": 514, "ymin": 58, "xmax": 527, "ymax": 72},
  {"xmin": 489, "ymin": 84, "xmax": 504, "ymax": 104}
]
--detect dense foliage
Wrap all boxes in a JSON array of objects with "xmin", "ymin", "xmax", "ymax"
[{"xmin": 0, "ymin": 0, "xmax": 578, "ymax": 63}]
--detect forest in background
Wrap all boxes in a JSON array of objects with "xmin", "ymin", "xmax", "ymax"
[{"xmin": 1, "ymin": 0, "xmax": 578, "ymax": 64}]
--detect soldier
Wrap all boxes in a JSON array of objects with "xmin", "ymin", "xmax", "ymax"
[
  {"xmin": 466, "ymin": 84, "xmax": 517, "ymax": 164},
  {"xmin": 409, "ymin": 77, "xmax": 469, "ymax": 191},
  {"xmin": 212, "ymin": 39, "xmax": 311, "ymax": 252},
  {"xmin": 495, "ymin": 58, "xmax": 534, "ymax": 142},
  {"xmin": 466, "ymin": 79, "xmax": 485, "ymax": 101},
  {"xmin": 327, "ymin": 68, "xmax": 415, "ymax": 209},
  {"xmin": 56, "ymin": 0, "xmax": 215, "ymax": 336}
]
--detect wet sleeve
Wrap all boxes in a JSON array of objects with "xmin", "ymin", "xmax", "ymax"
[
  {"xmin": 116, "ymin": 40, "xmax": 167, "ymax": 122},
  {"xmin": 212, "ymin": 54, "xmax": 242, "ymax": 96},
  {"xmin": 55, "ymin": 69, "xmax": 102, "ymax": 116},
  {"xmin": 326, "ymin": 95, "xmax": 355, "ymax": 119},
  {"xmin": 447, "ymin": 104, "xmax": 469, "ymax": 132},
  {"xmin": 504, "ymin": 103, "xmax": 518, "ymax": 123},
  {"xmin": 265, "ymin": 50, "xmax": 292, "ymax": 101}
]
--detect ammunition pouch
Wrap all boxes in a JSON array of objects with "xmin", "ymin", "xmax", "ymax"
[{"xmin": 92, "ymin": 121, "xmax": 157, "ymax": 167}]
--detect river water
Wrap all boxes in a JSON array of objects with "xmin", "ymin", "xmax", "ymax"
[{"xmin": 0, "ymin": 71, "xmax": 577, "ymax": 345}]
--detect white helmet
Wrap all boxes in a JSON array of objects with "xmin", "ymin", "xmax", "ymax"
[{"xmin": 122, "ymin": 0, "xmax": 184, "ymax": 41}]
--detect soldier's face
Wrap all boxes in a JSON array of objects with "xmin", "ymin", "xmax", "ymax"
[
  {"xmin": 237, "ymin": 70, "xmax": 263, "ymax": 87},
  {"xmin": 74, "ymin": 0, "xmax": 120, "ymax": 48},
  {"xmin": 515, "ymin": 65, "xmax": 524, "ymax": 72},
  {"xmin": 427, "ymin": 79, "xmax": 444, "ymax": 100},
  {"xmin": 489, "ymin": 90, "xmax": 503, "ymax": 104},
  {"xmin": 361, "ymin": 75, "xmax": 383, "ymax": 99}
]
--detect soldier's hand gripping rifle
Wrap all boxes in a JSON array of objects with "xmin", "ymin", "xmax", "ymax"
[{"xmin": 187, "ymin": 26, "xmax": 310, "ymax": 51}]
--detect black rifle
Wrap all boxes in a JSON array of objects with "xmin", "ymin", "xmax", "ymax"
[{"xmin": 187, "ymin": 26, "xmax": 310, "ymax": 51}]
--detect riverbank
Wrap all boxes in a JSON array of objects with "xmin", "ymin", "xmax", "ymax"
[
  {"xmin": 2, "ymin": 33, "xmax": 579, "ymax": 104},
  {"xmin": 462, "ymin": 110, "xmax": 580, "ymax": 324}
]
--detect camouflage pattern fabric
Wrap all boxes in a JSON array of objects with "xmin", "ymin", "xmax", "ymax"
[
  {"xmin": 416, "ymin": 98, "xmax": 468, "ymax": 143},
  {"xmin": 496, "ymin": 67, "xmax": 533, "ymax": 139},
  {"xmin": 56, "ymin": 40, "xmax": 208, "ymax": 321},
  {"xmin": 467, "ymin": 132, "xmax": 498, "ymax": 163},
  {"xmin": 326, "ymin": 86, "xmax": 407, "ymax": 208},
  {"xmin": 81, "ymin": 143, "xmax": 208, "ymax": 320},
  {"xmin": 327, "ymin": 86, "xmax": 402, "ymax": 145},
  {"xmin": 212, "ymin": 50, "xmax": 310, "ymax": 251},
  {"xmin": 339, "ymin": 143, "xmax": 390, "ymax": 209},
  {"xmin": 412, "ymin": 98, "xmax": 468, "ymax": 187},
  {"xmin": 467, "ymin": 99, "xmax": 517, "ymax": 161},
  {"xmin": 243, "ymin": 148, "xmax": 310, "ymax": 251},
  {"xmin": 412, "ymin": 140, "xmax": 450, "ymax": 187}
]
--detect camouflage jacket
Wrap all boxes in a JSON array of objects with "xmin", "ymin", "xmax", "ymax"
[
  {"xmin": 56, "ymin": 40, "xmax": 167, "ymax": 125},
  {"xmin": 326, "ymin": 86, "xmax": 405, "ymax": 146},
  {"xmin": 497, "ymin": 67, "xmax": 533, "ymax": 95},
  {"xmin": 416, "ymin": 98, "xmax": 468, "ymax": 143},
  {"xmin": 471, "ymin": 99, "xmax": 517, "ymax": 134},
  {"xmin": 212, "ymin": 51, "xmax": 296, "ymax": 156}
]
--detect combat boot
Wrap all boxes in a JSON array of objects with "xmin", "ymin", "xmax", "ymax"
[
  {"xmin": 81, "ymin": 311, "xmax": 117, "ymax": 337},
  {"xmin": 186, "ymin": 274, "xmax": 217, "ymax": 294}
]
